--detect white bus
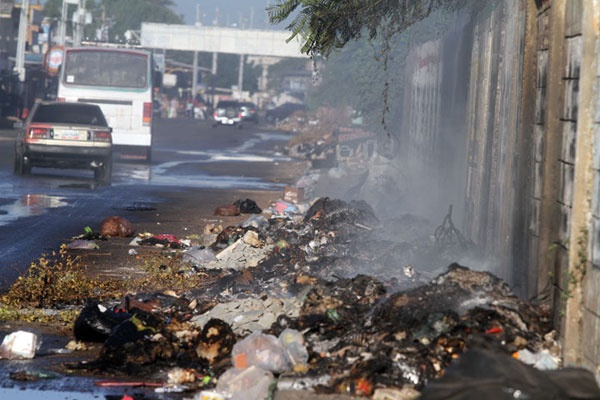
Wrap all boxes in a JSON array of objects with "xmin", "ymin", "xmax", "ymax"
[{"xmin": 57, "ymin": 47, "xmax": 154, "ymax": 160}]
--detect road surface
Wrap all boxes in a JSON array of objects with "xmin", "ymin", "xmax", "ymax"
[{"xmin": 0, "ymin": 117, "xmax": 303, "ymax": 291}]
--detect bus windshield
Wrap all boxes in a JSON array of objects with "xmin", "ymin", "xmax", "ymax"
[{"xmin": 63, "ymin": 50, "xmax": 148, "ymax": 89}]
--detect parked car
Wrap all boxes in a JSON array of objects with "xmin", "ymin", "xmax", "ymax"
[
  {"xmin": 239, "ymin": 101, "xmax": 259, "ymax": 123},
  {"xmin": 265, "ymin": 102, "xmax": 307, "ymax": 124},
  {"xmin": 212, "ymin": 100, "xmax": 243, "ymax": 127},
  {"xmin": 13, "ymin": 101, "xmax": 113, "ymax": 183}
]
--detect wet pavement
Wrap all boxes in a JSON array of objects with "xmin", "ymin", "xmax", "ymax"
[
  {"xmin": 0, "ymin": 119, "xmax": 302, "ymax": 291},
  {"xmin": 2, "ymin": 121, "xmax": 600, "ymax": 400}
]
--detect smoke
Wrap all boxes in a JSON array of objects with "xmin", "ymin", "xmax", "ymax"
[{"xmin": 304, "ymin": 5, "xmax": 507, "ymax": 287}]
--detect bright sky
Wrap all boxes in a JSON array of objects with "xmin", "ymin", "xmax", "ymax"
[{"xmin": 173, "ymin": 0, "xmax": 282, "ymax": 29}]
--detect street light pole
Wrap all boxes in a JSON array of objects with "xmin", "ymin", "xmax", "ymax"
[{"xmin": 14, "ymin": 0, "xmax": 29, "ymax": 82}]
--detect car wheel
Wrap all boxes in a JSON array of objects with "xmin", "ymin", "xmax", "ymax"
[
  {"xmin": 13, "ymin": 152, "xmax": 31, "ymax": 175},
  {"xmin": 144, "ymin": 146, "xmax": 152, "ymax": 162},
  {"xmin": 94, "ymin": 158, "xmax": 112, "ymax": 184}
]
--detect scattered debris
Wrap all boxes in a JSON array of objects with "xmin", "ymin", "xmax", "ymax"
[
  {"xmin": 137, "ymin": 233, "xmax": 185, "ymax": 249},
  {"xmin": 419, "ymin": 341, "xmax": 600, "ymax": 400},
  {"xmin": 67, "ymin": 239, "xmax": 100, "ymax": 250},
  {"xmin": 58, "ymin": 195, "xmax": 600, "ymax": 399},
  {"xmin": 434, "ymin": 205, "xmax": 473, "ymax": 249},
  {"xmin": 283, "ymin": 186, "xmax": 305, "ymax": 203},
  {"xmin": 234, "ymin": 198, "xmax": 263, "ymax": 214},
  {"xmin": 100, "ymin": 216, "xmax": 136, "ymax": 237},
  {"xmin": 0, "ymin": 330, "xmax": 40, "ymax": 359},
  {"xmin": 214, "ymin": 204, "xmax": 240, "ymax": 216}
]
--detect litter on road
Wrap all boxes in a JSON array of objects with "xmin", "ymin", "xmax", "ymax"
[
  {"xmin": 4, "ymin": 188, "xmax": 600, "ymax": 400},
  {"xmin": 21, "ymin": 190, "xmax": 594, "ymax": 400}
]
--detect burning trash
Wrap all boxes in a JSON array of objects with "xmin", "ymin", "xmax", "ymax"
[{"xmin": 62, "ymin": 197, "xmax": 600, "ymax": 399}]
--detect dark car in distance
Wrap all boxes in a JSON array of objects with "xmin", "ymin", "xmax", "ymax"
[
  {"xmin": 240, "ymin": 101, "xmax": 259, "ymax": 123},
  {"xmin": 13, "ymin": 101, "xmax": 113, "ymax": 183},
  {"xmin": 265, "ymin": 102, "xmax": 307, "ymax": 124}
]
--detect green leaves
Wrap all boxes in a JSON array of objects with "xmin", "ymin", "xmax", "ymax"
[{"xmin": 267, "ymin": 0, "xmax": 463, "ymax": 57}]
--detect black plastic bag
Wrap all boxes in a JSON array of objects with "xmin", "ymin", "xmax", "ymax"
[
  {"xmin": 234, "ymin": 198, "xmax": 262, "ymax": 214},
  {"xmin": 419, "ymin": 344, "xmax": 600, "ymax": 400},
  {"xmin": 73, "ymin": 300, "xmax": 131, "ymax": 343}
]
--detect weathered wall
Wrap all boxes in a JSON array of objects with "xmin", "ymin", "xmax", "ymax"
[
  {"xmin": 399, "ymin": 10, "xmax": 471, "ymax": 226},
  {"xmin": 561, "ymin": 0, "xmax": 600, "ymax": 376},
  {"xmin": 463, "ymin": 0, "xmax": 528, "ymax": 285},
  {"xmin": 399, "ymin": 0, "xmax": 600, "ymax": 379}
]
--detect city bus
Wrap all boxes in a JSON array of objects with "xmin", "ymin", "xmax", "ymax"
[{"xmin": 57, "ymin": 46, "xmax": 154, "ymax": 160}]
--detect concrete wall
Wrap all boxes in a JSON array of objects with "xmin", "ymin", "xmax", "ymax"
[{"xmin": 399, "ymin": 0, "xmax": 600, "ymax": 379}]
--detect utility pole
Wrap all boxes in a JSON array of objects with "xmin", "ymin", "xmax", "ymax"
[
  {"xmin": 211, "ymin": 7, "xmax": 219, "ymax": 106},
  {"xmin": 14, "ymin": 0, "xmax": 29, "ymax": 82},
  {"xmin": 192, "ymin": 4, "xmax": 200, "ymax": 99},
  {"xmin": 73, "ymin": 0, "xmax": 86, "ymax": 46},
  {"xmin": 237, "ymin": 54, "xmax": 244, "ymax": 100},
  {"xmin": 58, "ymin": 0, "xmax": 79, "ymax": 46}
]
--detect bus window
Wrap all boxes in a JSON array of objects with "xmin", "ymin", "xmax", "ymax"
[{"xmin": 58, "ymin": 47, "xmax": 153, "ymax": 160}]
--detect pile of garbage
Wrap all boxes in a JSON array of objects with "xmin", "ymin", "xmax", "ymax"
[{"xmin": 9, "ymin": 193, "xmax": 600, "ymax": 399}]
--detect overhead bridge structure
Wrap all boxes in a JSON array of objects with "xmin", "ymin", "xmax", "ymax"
[
  {"xmin": 140, "ymin": 23, "xmax": 307, "ymax": 99},
  {"xmin": 140, "ymin": 23, "xmax": 305, "ymax": 58}
]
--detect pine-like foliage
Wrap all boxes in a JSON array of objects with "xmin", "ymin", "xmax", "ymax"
[{"xmin": 268, "ymin": 0, "xmax": 466, "ymax": 57}]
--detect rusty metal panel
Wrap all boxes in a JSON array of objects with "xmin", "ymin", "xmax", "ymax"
[
  {"xmin": 537, "ymin": 10, "xmax": 550, "ymax": 50},
  {"xmin": 533, "ymin": 160, "xmax": 545, "ymax": 199},
  {"xmin": 594, "ymin": 78, "xmax": 600, "ymax": 124},
  {"xmin": 565, "ymin": 0, "xmax": 583, "ymax": 37},
  {"xmin": 537, "ymin": 49, "xmax": 548, "ymax": 88},
  {"xmin": 534, "ymin": 124, "xmax": 545, "ymax": 162},
  {"xmin": 561, "ymin": 121, "xmax": 577, "ymax": 164},
  {"xmin": 529, "ymin": 197, "xmax": 541, "ymax": 235},
  {"xmin": 563, "ymin": 79, "xmax": 580, "ymax": 121},
  {"xmin": 535, "ymin": 87, "xmax": 546, "ymax": 124},
  {"xmin": 594, "ymin": 166, "xmax": 600, "ymax": 217},
  {"xmin": 581, "ymin": 308, "xmax": 599, "ymax": 367},
  {"xmin": 565, "ymin": 35, "xmax": 582, "ymax": 79},
  {"xmin": 559, "ymin": 161, "xmax": 575, "ymax": 207},
  {"xmin": 584, "ymin": 265, "xmax": 600, "ymax": 315},
  {"xmin": 558, "ymin": 203, "xmax": 572, "ymax": 246}
]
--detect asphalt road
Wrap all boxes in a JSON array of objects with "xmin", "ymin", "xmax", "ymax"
[
  {"xmin": 0, "ymin": 117, "xmax": 364, "ymax": 400},
  {"xmin": 0, "ymin": 117, "xmax": 301, "ymax": 291}
]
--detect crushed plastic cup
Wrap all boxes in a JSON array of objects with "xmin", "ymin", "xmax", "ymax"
[{"xmin": 0, "ymin": 330, "xmax": 40, "ymax": 359}]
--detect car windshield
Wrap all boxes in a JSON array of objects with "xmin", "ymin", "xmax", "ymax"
[
  {"xmin": 31, "ymin": 104, "xmax": 108, "ymax": 126},
  {"xmin": 217, "ymin": 101, "xmax": 240, "ymax": 108}
]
